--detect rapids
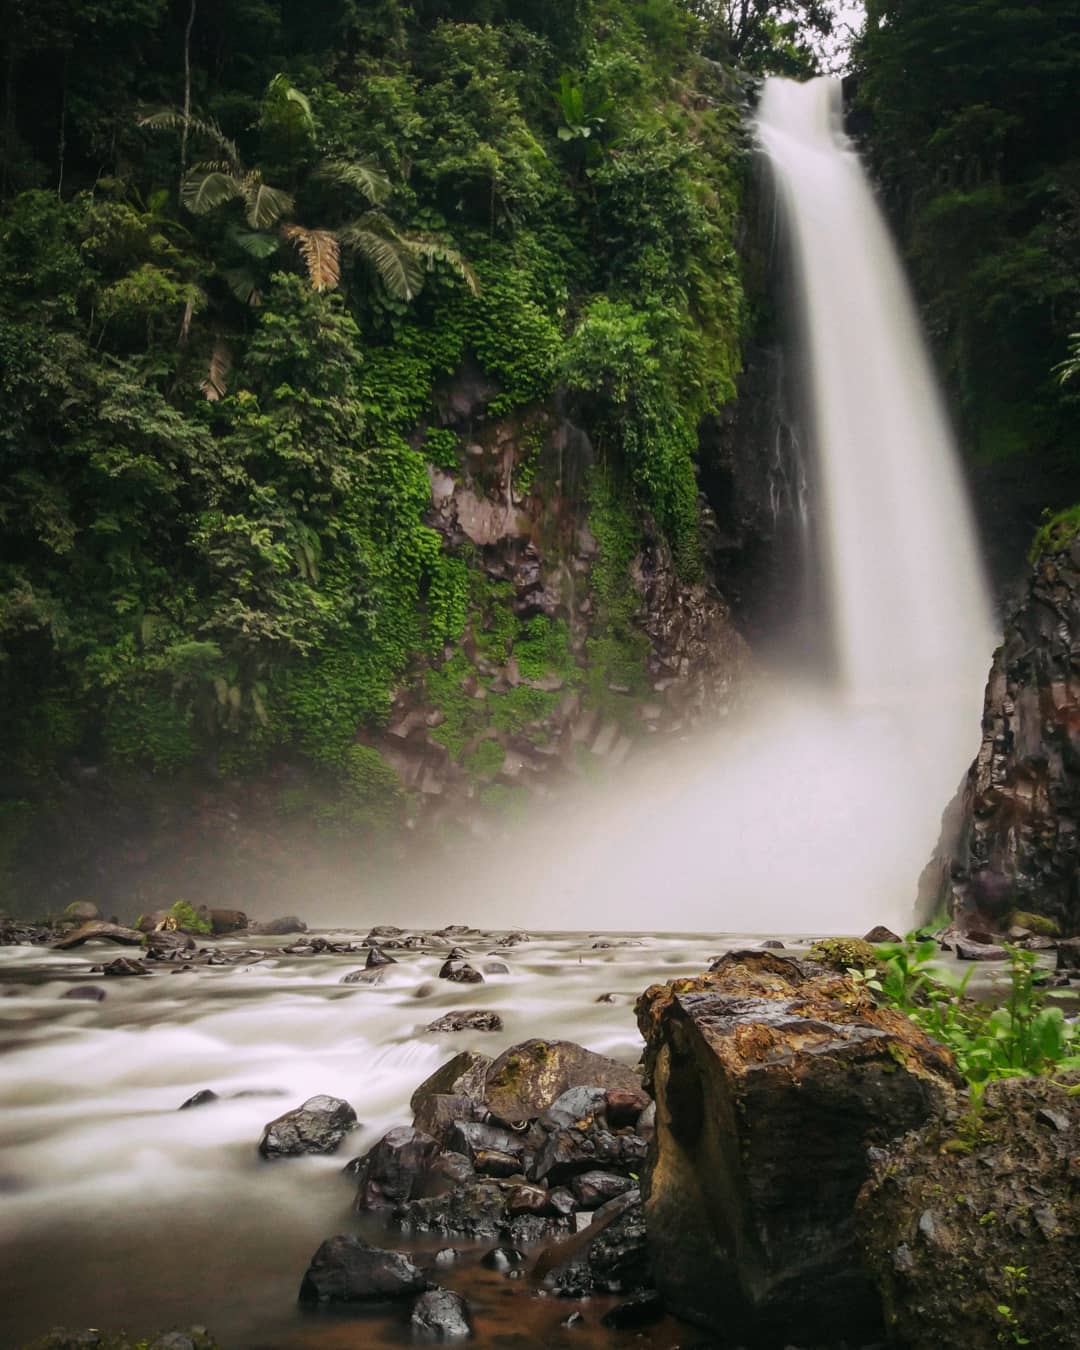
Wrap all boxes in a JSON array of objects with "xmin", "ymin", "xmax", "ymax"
[{"xmin": 0, "ymin": 929, "xmax": 762, "ymax": 1347}]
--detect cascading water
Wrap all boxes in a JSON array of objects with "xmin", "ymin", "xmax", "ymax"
[{"xmin": 755, "ymin": 76, "xmax": 994, "ymax": 705}]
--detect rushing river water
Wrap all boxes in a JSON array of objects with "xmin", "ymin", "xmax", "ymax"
[{"xmin": 0, "ymin": 927, "xmax": 808, "ymax": 1349}]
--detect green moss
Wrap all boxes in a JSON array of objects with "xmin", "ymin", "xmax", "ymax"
[
  {"xmin": 513, "ymin": 614, "xmax": 577, "ymax": 682},
  {"xmin": 1030, "ymin": 505, "xmax": 1080, "ymax": 562},
  {"xmin": 808, "ymin": 937, "xmax": 881, "ymax": 972},
  {"xmin": 489, "ymin": 685, "xmax": 560, "ymax": 737},
  {"xmin": 464, "ymin": 738, "xmax": 505, "ymax": 781},
  {"xmin": 426, "ymin": 652, "xmax": 486, "ymax": 761},
  {"xmin": 423, "ymin": 425, "xmax": 463, "ymax": 471},
  {"xmin": 1007, "ymin": 910, "xmax": 1061, "ymax": 938}
]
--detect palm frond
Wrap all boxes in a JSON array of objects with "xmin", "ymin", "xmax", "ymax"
[
  {"xmin": 222, "ymin": 268, "xmax": 263, "ymax": 307},
  {"xmin": 315, "ymin": 157, "xmax": 392, "ymax": 205},
  {"xmin": 231, "ymin": 228, "xmax": 282, "ymax": 261},
  {"xmin": 182, "ymin": 170, "xmax": 244, "ymax": 216},
  {"xmin": 407, "ymin": 237, "xmax": 479, "ymax": 295},
  {"xmin": 139, "ymin": 110, "xmax": 240, "ymax": 169},
  {"xmin": 242, "ymin": 177, "xmax": 294, "ymax": 231},
  {"xmin": 282, "ymin": 225, "xmax": 341, "ymax": 292},
  {"xmin": 202, "ymin": 338, "xmax": 233, "ymax": 401},
  {"xmin": 263, "ymin": 74, "xmax": 316, "ymax": 140},
  {"xmin": 337, "ymin": 221, "xmax": 424, "ymax": 300}
]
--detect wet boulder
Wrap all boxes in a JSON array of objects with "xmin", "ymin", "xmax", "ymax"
[
  {"xmin": 438, "ymin": 959, "xmax": 483, "ymax": 984},
  {"xmin": 63, "ymin": 901, "xmax": 101, "ymax": 923},
  {"xmin": 62, "ymin": 985, "xmax": 106, "ymax": 1001},
  {"xmin": 858, "ymin": 1072, "xmax": 1080, "ymax": 1350},
  {"xmin": 425, "ymin": 1010, "xmax": 503, "ymax": 1033},
  {"xmin": 298, "ymin": 1235, "xmax": 426, "ymax": 1304},
  {"xmin": 482, "ymin": 1040, "xmax": 641, "ymax": 1123},
  {"xmin": 394, "ymin": 1178, "xmax": 573, "ymax": 1243},
  {"xmin": 410, "ymin": 1051, "xmax": 491, "ymax": 1120},
  {"xmin": 351, "ymin": 1126, "xmax": 441, "ymax": 1211},
  {"xmin": 258, "ymin": 1094, "xmax": 357, "ymax": 1158},
  {"xmin": 101, "ymin": 956, "xmax": 150, "ymax": 976},
  {"xmin": 249, "ymin": 916, "xmax": 307, "ymax": 935},
  {"xmin": 366, "ymin": 945, "xmax": 397, "ymax": 968},
  {"xmin": 570, "ymin": 1170, "xmax": 637, "ymax": 1208},
  {"xmin": 410, "ymin": 1287, "xmax": 472, "ymax": 1339},
  {"xmin": 412, "ymin": 1092, "xmax": 487, "ymax": 1144},
  {"xmin": 179, "ymin": 1089, "xmax": 219, "ymax": 1110},
  {"xmin": 636, "ymin": 949, "xmax": 961, "ymax": 1346},
  {"xmin": 205, "ymin": 908, "xmax": 247, "ymax": 935},
  {"xmin": 145, "ymin": 929, "xmax": 196, "ymax": 958}
]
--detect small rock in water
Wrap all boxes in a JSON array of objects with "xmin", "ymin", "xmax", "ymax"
[
  {"xmin": 259, "ymin": 1095, "xmax": 358, "ymax": 1158},
  {"xmin": 473, "ymin": 1148, "xmax": 520, "ymax": 1177},
  {"xmin": 410, "ymin": 1287, "xmax": 472, "ymax": 1339},
  {"xmin": 561, "ymin": 1311, "xmax": 585, "ymax": 1329},
  {"xmin": 62, "ymin": 985, "xmax": 106, "ymax": 1002},
  {"xmin": 101, "ymin": 957, "xmax": 150, "ymax": 976},
  {"xmin": 439, "ymin": 959, "xmax": 484, "ymax": 984},
  {"xmin": 761, "ymin": 939, "xmax": 785, "ymax": 949},
  {"xmin": 425, "ymin": 1010, "xmax": 503, "ymax": 1033},
  {"xmin": 341, "ymin": 968, "xmax": 384, "ymax": 985},
  {"xmin": 434, "ymin": 1247, "xmax": 459, "ymax": 1266},
  {"xmin": 366, "ymin": 945, "xmax": 397, "ymax": 969},
  {"xmin": 352, "ymin": 1125, "xmax": 441, "ymax": 1210},
  {"xmin": 571, "ymin": 1170, "xmax": 637, "ymax": 1208},
  {"xmin": 863, "ymin": 926, "xmax": 901, "ymax": 944},
  {"xmin": 595, "ymin": 993, "xmax": 617, "ymax": 1003},
  {"xmin": 298, "ymin": 1234, "xmax": 426, "ymax": 1303},
  {"xmin": 179, "ymin": 1089, "xmax": 220, "ymax": 1110},
  {"xmin": 481, "ymin": 1245, "xmax": 526, "ymax": 1272},
  {"xmin": 63, "ymin": 901, "xmax": 100, "ymax": 922},
  {"xmin": 954, "ymin": 939, "xmax": 1008, "ymax": 962},
  {"xmin": 482, "ymin": 961, "xmax": 509, "ymax": 975}
]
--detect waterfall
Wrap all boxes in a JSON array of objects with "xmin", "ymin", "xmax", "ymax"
[{"xmin": 756, "ymin": 76, "xmax": 994, "ymax": 707}]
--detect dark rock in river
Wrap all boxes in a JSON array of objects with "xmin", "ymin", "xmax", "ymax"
[
  {"xmin": 438, "ymin": 959, "xmax": 483, "ymax": 984},
  {"xmin": 481, "ymin": 961, "xmax": 509, "ymax": 975},
  {"xmin": 249, "ymin": 915, "xmax": 307, "ymax": 935},
  {"xmin": 144, "ymin": 928, "xmax": 196, "ymax": 958},
  {"xmin": 259, "ymin": 1094, "xmax": 357, "ymax": 1158},
  {"xmin": 341, "ymin": 967, "xmax": 384, "ymax": 985},
  {"xmin": 636, "ymin": 949, "xmax": 961, "ymax": 1346},
  {"xmin": 954, "ymin": 938, "xmax": 1009, "ymax": 961},
  {"xmin": 179, "ymin": 1089, "xmax": 219, "ymax": 1110},
  {"xmin": 393, "ymin": 1178, "xmax": 573, "ymax": 1243},
  {"xmin": 62, "ymin": 985, "xmax": 106, "ymax": 1002},
  {"xmin": 570, "ymin": 1170, "xmax": 637, "ymax": 1208},
  {"xmin": 204, "ymin": 908, "xmax": 247, "ymax": 934},
  {"xmin": 864, "ymin": 925, "xmax": 901, "ymax": 943},
  {"xmin": 412, "ymin": 1092, "xmax": 486, "ymax": 1144},
  {"xmin": 483, "ymin": 1039, "xmax": 641, "ymax": 1123},
  {"xmin": 537, "ymin": 1190, "xmax": 648, "ymax": 1297},
  {"xmin": 366, "ymin": 945, "xmax": 397, "ymax": 968},
  {"xmin": 351, "ymin": 1126, "xmax": 441, "ymax": 1211},
  {"xmin": 298, "ymin": 1234, "xmax": 427, "ymax": 1304},
  {"xmin": 101, "ymin": 956, "xmax": 150, "ymax": 976},
  {"xmin": 858, "ymin": 1072, "xmax": 1080, "ymax": 1349},
  {"xmin": 411, "ymin": 1051, "xmax": 491, "ymax": 1117},
  {"xmin": 480, "ymin": 1245, "xmax": 526, "ymax": 1272},
  {"xmin": 410, "ymin": 1287, "xmax": 472, "ymax": 1339},
  {"xmin": 52, "ymin": 921, "xmax": 144, "ymax": 949},
  {"xmin": 63, "ymin": 901, "xmax": 100, "ymax": 922},
  {"xmin": 425, "ymin": 1010, "xmax": 503, "ymax": 1033}
]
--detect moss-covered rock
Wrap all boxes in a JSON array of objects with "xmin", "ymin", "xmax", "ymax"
[
  {"xmin": 1008, "ymin": 909, "xmax": 1061, "ymax": 938},
  {"xmin": 857, "ymin": 1073, "xmax": 1080, "ymax": 1350}
]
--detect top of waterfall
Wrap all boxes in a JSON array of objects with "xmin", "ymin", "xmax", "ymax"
[{"xmin": 756, "ymin": 77, "xmax": 846, "ymax": 153}]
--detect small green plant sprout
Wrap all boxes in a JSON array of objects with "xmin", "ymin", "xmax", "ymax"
[{"xmin": 995, "ymin": 1265, "xmax": 1031, "ymax": 1344}]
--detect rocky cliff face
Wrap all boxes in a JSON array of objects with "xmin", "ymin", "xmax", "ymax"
[{"xmin": 925, "ymin": 539, "xmax": 1080, "ymax": 933}]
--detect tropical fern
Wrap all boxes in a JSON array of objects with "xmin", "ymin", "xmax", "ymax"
[
  {"xmin": 315, "ymin": 157, "xmax": 392, "ymax": 205},
  {"xmin": 282, "ymin": 225, "xmax": 341, "ymax": 292},
  {"xmin": 337, "ymin": 215, "xmax": 424, "ymax": 300},
  {"xmin": 1054, "ymin": 331, "xmax": 1080, "ymax": 386}
]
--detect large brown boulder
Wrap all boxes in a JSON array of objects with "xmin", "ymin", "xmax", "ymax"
[
  {"xmin": 482, "ymin": 1039, "xmax": 641, "ymax": 1124},
  {"xmin": 636, "ymin": 950, "xmax": 961, "ymax": 1348},
  {"xmin": 857, "ymin": 1072, "xmax": 1080, "ymax": 1350}
]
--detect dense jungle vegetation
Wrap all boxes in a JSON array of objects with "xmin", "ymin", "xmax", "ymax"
[{"xmin": 854, "ymin": 0, "xmax": 1080, "ymax": 511}]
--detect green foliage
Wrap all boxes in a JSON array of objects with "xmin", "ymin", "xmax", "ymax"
[
  {"xmin": 0, "ymin": 0, "xmax": 749, "ymax": 850},
  {"xmin": 1007, "ymin": 911, "xmax": 1061, "ymax": 939},
  {"xmin": 167, "ymin": 900, "xmax": 212, "ymax": 935},
  {"xmin": 871, "ymin": 935, "xmax": 1080, "ymax": 1086},
  {"xmin": 808, "ymin": 936, "xmax": 882, "ymax": 973},
  {"xmin": 1030, "ymin": 505, "xmax": 1080, "ymax": 562}
]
